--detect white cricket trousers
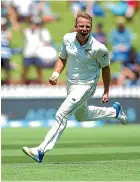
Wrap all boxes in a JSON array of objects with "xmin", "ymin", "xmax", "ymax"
[{"xmin": 38, "ymin": 81, "xmax": 116, "ymax": 153}]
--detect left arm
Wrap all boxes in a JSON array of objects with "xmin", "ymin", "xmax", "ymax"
[
  {"xmin": 101, "ymin": 65, "xmax": 111, "ymax": 103},
  {"xmin": 96, "ymin": 45, "xmax": 111, "ymax": 103}
]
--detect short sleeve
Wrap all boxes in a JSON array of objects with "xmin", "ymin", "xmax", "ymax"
[
  {"xmin": 96, "ymin": 45, "xmax": 110, "ymax": 68},
  {"xmin": 59, "ymin": 35, "xmax": 68, "ymax": 60}
]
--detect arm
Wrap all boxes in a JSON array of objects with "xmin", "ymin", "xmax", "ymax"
[
  {"xmin": 49, "ymin": 34, "xmax": 68, "ymax": 85},
  {"xmin": 96, "ymin": 45, "xmax": 110, "ymax": 103},
  {"xmin": 49, "ymin": 57, "xmax": 67, "ymax": 85},
  {"xmin": 101, "ymin": 65, "xmax": 111, "ymax": 103},
  {"xmin": 7, "ymin": 31, "xmax": 12, "ymax": 41},
  {"xmin": 53, "ymin": 57, "xmax": 67, "ymax": 73}
]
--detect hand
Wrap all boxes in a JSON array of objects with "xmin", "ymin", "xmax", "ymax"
[
  {"xmin": 101, "ymin": 93, "xmax": 109, "ymax": 104},
  {"xmin": 49, "ymin": 76, "xmax": 58, "ymax": 85}
]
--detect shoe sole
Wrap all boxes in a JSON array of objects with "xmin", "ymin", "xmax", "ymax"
[
  {"xmin": 113, "ymin": 102, "xmax": 127, "ymax": 125},
  {"xmin": 22, "ymin": 147, "xmax": 41, "ymax": 163},
  {"xmin": 120, "ymin": 118, "xmax": 127, "ymax": 125},
  {"xmin": 119, "ymin": 108, "xmax": 127, "ymax": 125}
]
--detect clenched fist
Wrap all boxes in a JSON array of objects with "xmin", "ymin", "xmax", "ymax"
[
  {"xmin": 101, "ymin": 93, "xmax": 109, "ymax": 103},
  {"xmin": 49, "ymin": 76, "xmax": 58, "ymax": 85}
]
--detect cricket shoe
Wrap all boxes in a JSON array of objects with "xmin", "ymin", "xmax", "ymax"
[
  {"xmin": 22, "ymin": 146, "xmax": 44, "ymax": 163},
  {"xmin": 112, "ymin": 102, "xmax": 127, "ymax": 125}
]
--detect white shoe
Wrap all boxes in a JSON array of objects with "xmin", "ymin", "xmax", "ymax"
[
  {"xmin": 22, "ymin": 146, "xmax": 44, "ymax": 163},
  {"xmin": 112, "ymin": 102, "xmax": 127, "ymax": 125}
]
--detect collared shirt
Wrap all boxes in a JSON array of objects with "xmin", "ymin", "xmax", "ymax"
[{"xmin": 59, "ymin": 32, "xmax": 110, "ymax": 84}]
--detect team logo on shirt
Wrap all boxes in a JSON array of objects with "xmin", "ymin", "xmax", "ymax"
[
  {"xmin": 84, "ymin": 49, "xmax": 92, "ymax": 55},
  {"xmin": 102, "ymin": 53, "xmax": 108, "ymax": 59}
]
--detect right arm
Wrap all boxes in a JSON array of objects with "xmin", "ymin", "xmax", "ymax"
[
  {"xmin": 53, "ymin": 57, "xmax": 67, "ymax": 74},
  {"xmin": 49, "ymin": 34, "xmax": 68, "ymax": 85},
  {"xmin": 49, "ymin": 57, "xmax": 67, "ymax": 85}
]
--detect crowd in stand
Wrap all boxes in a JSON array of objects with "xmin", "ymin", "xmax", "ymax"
[
  {"xmin": 1, "ymin": 0, "xmax": 140, "ymax": 86},
  {"xmin": 1, "ymin": 0, "xmax": 58, "ymax": 84}
]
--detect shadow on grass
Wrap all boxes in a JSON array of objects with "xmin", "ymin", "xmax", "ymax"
[{"xmin": 2, "ymin": 153, "xmax": 140, "ymax": 164}]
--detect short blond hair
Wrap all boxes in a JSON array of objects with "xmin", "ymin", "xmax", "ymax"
[{"xmin": 75, "ymin": 12, "xmax": 92, "ymax": 26}]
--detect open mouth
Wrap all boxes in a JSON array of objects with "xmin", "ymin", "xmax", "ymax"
[{"xmin": 81, "ymin": 33, "xmax": 88, "ymax": 37}]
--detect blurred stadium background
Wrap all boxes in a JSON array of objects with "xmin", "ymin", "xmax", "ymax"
[{"xmin": 1, "ymin": 0, "xmax": 140, "ymax": 181}]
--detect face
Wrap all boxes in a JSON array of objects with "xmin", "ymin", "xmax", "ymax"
[
  {"xmin": 117, "ymin": 23, "xmax": 125, "ymax": 32},
  {"xmin": 75, "ymin": 17, "xmax": 92, "ymax": 41}
]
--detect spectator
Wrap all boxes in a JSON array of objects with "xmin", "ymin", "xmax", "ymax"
[
  {"xmin": 68, "ymin": 1, "xmax": 101, "ymax": 18},
  {"xmin": 107, "ymin": 0, "xmax": 140, "ymax": 20},
  {"xmin": 1, "ymin": 2, "xmax": 7, "ymax": 17},
  {"xmin": 1, "ymin": 17, "xmax": 12, "ymax": 84},
  {"xmin": 30, "ymin": 1, "xmax": 59, "ymax": 23},
  {"xmin": 111, "ymin": 1, "xmax": 128, "ymax": 17},
  {"xmin": 11, "ymin": 0, "xmax": 33, "ymax": 21},
  {"xmin": 117, "ymin": 47, "xmax": 140, "ymax": 86},
  {"xmin": 125, "ymin": 0, "xmax": 140, "ymax": 20},
  {"xmin": 92, "ymin": 1, "xmax": 105, "ymax": 17},
  {"xmin": 6, "ymin": 2, "xmax": 27, "ymax": 31},
  {"xmin": 92, "ymin": 23, "xmax": 107, "ymax": 46},
  {"xmin": 6, "ymin": 5, "xmax": 24, "ymax": 54},
  {"xmin": 7, "ymin": 3, "xmax": 19, "ymax": 29},
  {"xmin": 110, "ymin": 16, "xmax": 132, "ymax": 62},
  {"xmin": 22, "ymin": 16, "xmax": 57, "ymax": 84},
  {"xmin": 68, "ymin": 1, "xmax": 87, "ymax": 17}
]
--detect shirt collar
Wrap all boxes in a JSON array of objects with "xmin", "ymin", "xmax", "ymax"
[{"xmin": 87, "ymin": 33, "xmax": 93, "ymax": 45}]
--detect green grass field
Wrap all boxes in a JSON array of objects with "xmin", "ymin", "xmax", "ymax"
[{"xmin": 1, "ymin": 124, "xmax": 140, "ymax": 181}]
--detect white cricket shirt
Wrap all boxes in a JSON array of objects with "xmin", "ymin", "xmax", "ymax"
[{"xmin": 59, "ymin": 32, "xmax": 110, "ymax": 84}]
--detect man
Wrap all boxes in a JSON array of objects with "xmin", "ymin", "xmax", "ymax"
[
  {"xmin": 92, "ymin": 23, "xmax": 107, "ymax": 46},
  {"xmin": 117, "ymin": 47, "xmax": 140, "ymax": 86},
  {"xmin": 110, "ymin": 16, "xmax": 132, "ymax": 62},
  {"xmin": 22, "ymin": 16, "xmax": 55, "ymax": 84},
  {"xmin": 1, "ymin": 17, "xmax": 12, "ymax": 84},
  {"xmin": 22, "ymin": 12, "xmax": 127, "ymax": 163}
]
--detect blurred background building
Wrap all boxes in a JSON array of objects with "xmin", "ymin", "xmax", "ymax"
[{"xmin": 1, "ymin": 0, "xmax": 140, "ymax": 128}]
